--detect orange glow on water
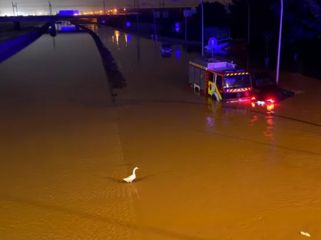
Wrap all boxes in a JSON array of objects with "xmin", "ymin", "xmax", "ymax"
[{"xmin": 114, "ymin": 30, "xmax": 120, "ymax": 45}]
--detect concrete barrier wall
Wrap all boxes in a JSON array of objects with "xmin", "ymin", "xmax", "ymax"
[{"xmin": 0, "ymin": 23, "xmax": 49, "ymax": 63}]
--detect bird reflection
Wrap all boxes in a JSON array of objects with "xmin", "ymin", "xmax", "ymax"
[{"xmin": 120, "ymin": 180, "xmax": 140, "ymax": 200}]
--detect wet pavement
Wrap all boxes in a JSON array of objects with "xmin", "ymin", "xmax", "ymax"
[{"xmin": 0, "ymin": 26, "xmax": 320, "ymax": 240}]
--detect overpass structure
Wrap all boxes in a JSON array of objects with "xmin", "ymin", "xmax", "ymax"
[
  {"xmin": 0, "ymin": 13, "xmax": 138, "ymax": 30},
  {"xmin": 0, "ymin": 13, "xmax": 137, "ymax": 23}
]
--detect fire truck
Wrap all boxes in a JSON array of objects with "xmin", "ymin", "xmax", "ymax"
[{"xmin": 188, "ymin": 58, "xmax": 252, "ymax": 102}]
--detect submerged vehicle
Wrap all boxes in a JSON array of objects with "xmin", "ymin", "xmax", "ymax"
[
  {"xmin": 188, "ymin": 58, "xmax": 252, "ymax": 102},
  {"xmin": 251, "ymin": 72, "xmax": 294, "ymax": 111},
  {"xmin": 160, "ymin": 43, "xmax": 173, "ymax": 57}
]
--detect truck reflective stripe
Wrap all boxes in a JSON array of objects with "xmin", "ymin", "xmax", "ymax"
[
  {"xmin": 208, "ymin": 81, "xmax": 214, "ymax": 96},
  {"xmin": 215, "ymin": 87, "xmax": 222, "ymax": 101}
]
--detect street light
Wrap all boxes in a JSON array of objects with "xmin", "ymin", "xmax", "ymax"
[
  {"xmin": 11, "ymin": 2, "xmax": 17, "ymax": 16},
  {"xmin": 247, "ymin": 0, "xmax": 283, "ymax": 83},
  {"xmin": 48, "ymin": 1, "xmax": 52, "ymax": 16},
  {"xmin": 276, "ymin": 0, "xmax": 284, "ymax": 85},
  {"xmin": 247, "ymin": 0, "xmax": 250, "ymax": 45},
  {"xmin": 201, "ymin": 0, "xmax": 204, "ymax": 56},
  {"xmin": 134, "ymin": 0, "xmax": 140, "ymax": 32},
  {"xmin": 103, "ymin": 0, "xmax": 106, "ymax": 14}
]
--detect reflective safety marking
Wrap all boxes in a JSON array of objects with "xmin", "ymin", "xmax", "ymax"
[
  {"xmin": 225, "ymin": 88, "xmax": 251, "ymax": 93},
  {"xmin": 225, "ymin": 72, "xmax": 249, "ymax": 76},
  {"xmin": 214, "ymin": 86, "xmax": 222, "ymax": 101},
  {"xmin": 208, "ymin": 81, "xmax": 214, "ymax": 96}
]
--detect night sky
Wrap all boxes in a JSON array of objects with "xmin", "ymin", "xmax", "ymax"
[{"xmin": 0, "ymin": 0, "xmax": 230, "ymax": 15}]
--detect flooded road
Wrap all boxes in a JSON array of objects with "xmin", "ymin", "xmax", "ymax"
[{"xmin": 0, "ymin": 26, "xmax": 321, "ymax": 240}]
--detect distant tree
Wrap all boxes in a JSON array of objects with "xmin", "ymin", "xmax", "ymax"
[
  {"xmin": 188, "ymin": 2, "xmax": 229, "ymax": 41},
  {"xmin": 228, "ymin": 0, "xmax": 321, "ymax": 73},
  {"xmin": 228, "ymin": 0, "xmax": 276, "ymax": 40},
  {"xmin": 305, "ymin": 0, "xmax": 321, "ymax": 22},
  {"xmin": 228, "ymin": 0, "xmax": 248, "ymax": 38},
  {"xmin": 228, "ymin": 0, "xmax": 320, "ymax": 43}
]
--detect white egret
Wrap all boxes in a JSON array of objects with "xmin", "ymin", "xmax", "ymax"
[{"xmin": 123, "ymin": 167, "xmax": 139, "ymax": 183}]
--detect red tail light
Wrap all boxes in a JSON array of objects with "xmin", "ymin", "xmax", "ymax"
[
  {"xmin": 266, "ymin": 98, "xmax": 275, "ymax": 104},
  {"xmin": 266, "ymin": 103, "xmax": 275, "ymax": 111}
]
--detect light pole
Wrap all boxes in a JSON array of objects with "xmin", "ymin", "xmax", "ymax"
[
  {"xmin": 184, "ymin": 11, "xmax": 187, "ymax": 41},
  {"xmin": 276, "ymin": 0, "xmax": 284, "ymax": 85},
  {"xmin": 103, "ymin": 0, "xmax": 106, "ymax": 14},
  {"xmin": 11, "ymin": 1, "xmax": 15, "ymax": 16},
  {"xmin": 11, "ymin": 2, "xmax": 17, "ymax": 16},
  {"xmin": 159, "ymin": 0, "xmax": 165, "ymax": 8},
  {"xmin": 134, "ymin": 0, "xmax": 140, "ymax": 32},
  {"xmin": 201, "ymin": 0, "xmax": 204, "ymax": 56},
  {"xmin": 247, "ymin": 0, "xmax": 250, "ymax": 45},
  {"xmin": 48, "ymin": 1, "xmax": 52, "ymax": 16}
]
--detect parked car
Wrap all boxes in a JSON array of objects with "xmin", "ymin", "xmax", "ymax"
[
  {"xmin": 251, "ymin": 72, "xmax": 294, "ymax": 110},
  {"xmin": 160, "ymin": 43, "xmax": 173, "ymax": 57}
]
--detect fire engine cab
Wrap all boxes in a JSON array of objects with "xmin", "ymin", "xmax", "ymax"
[{"xmin": 188, "ymin": 58, "xmax": 252, "ymax": 102}]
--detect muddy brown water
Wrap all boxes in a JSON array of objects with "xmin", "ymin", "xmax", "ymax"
[{"xmin": 0, "ymin": 28, "xmax": 320, "ymax": 240}]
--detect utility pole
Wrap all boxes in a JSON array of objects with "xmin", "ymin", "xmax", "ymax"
[
  {"xmin": 103, "ymin": 0, "xmax": 106, "ymax": 14},
  {"xmin": 15, "ymin": 2, "xmax": 18, "ymax": 15},
  {"xmin": 276, "ymin": 0, "xmax": 284, "ymax": 85},
  {"xmin": 159, "ymin": 0, "xmax": 164, "ymax": 8},
  {"xmin": 185, "ymin": 13, "xmax": 187, "ymax": 41},
  {"xmin": 184, "ymin": 9, "xmax": 192, "ymax": 42},
  {"xmin": 135, "ymin": 0, "xmax": 140, "ymax": 32},
  {"xmin": 247, "ymin": 0, "xmax": 250, "ymax": 46},
  {"xmin": 11, "ymin": 2, "xmax": 17, "ymax": 16},
  {"xmin": 48, "ymin": 1, "xmax": 52, "ymax": 16},
  {"xmin": 12, "ymin": 2, "xmax": 15, "ymax": 16}
]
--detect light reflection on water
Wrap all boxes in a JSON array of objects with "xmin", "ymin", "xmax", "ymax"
[
  {"xmin": 264, "ymin": 114, "xmax": 275, "ymax": 139},
  {"xmin": 114, "ymin": 30, "xmax": 120, "ymax": 46},
  {"xmin": 249, "ymin": 114, "xmax": 259, "ymax": 126},
  {"xmin": 249, "ymin": 112, "xmax": 275, "ymax": 140},
  {"xmin": 111, "ymin": 30, "xmax": 133, "ymax": 49},
  {"xmin": 175, "ymin": 47, "xmax": 181, "ymax": 60}
]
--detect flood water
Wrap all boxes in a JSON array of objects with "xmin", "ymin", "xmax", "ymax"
[{"xmin": 0, "ymin": 26, "xmax": 321, "ymax": 240}]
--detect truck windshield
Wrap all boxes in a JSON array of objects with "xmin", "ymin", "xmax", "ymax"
[{"xmin": 224, "ymin": 75, "xmax": 251, "ymax": 88}]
